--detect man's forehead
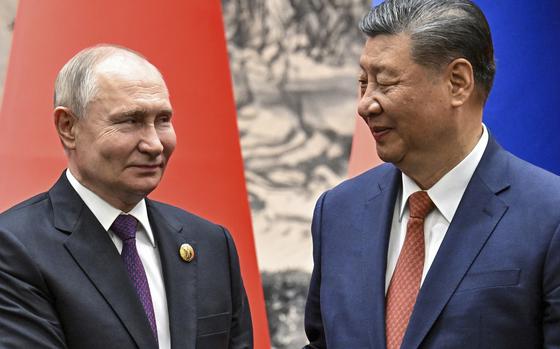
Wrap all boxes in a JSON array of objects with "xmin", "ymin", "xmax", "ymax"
[
  {"xmin": 86, "ymin": 53, "xmax": 171, "ymax": 114},
  {"xmin": 92, "ymin": 53, "xmax": 168, "ymax": 96},
  {"xmin": 94, "ymin": 51, "xmax": 162, "ymax": 80},
  {"xmin": 359, "ymin": 33, "xmax": 412, "ymax": 71}
]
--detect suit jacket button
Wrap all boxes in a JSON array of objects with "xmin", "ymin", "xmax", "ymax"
[{"xmin": 179, "ymin": 243, "xmax": 195, "ymax": 262}]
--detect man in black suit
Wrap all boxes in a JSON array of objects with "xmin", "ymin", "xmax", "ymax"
[{"xmin": 0, "ymin": 44, "xmax": 252, "ymax": 348}]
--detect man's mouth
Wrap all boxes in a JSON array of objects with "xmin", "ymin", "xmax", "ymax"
[
  {"xmin": 371, "ymin": 126, "xmax": 391, "ymax": 141},
  {"xmin": 129, "ymin": 163, "xmax": 163, "ymax": 170}
]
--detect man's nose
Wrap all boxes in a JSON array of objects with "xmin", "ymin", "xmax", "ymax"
[
  {"xmin": 138, "ymin": 124, "xmax": 164, "ymax": 156},
  {"xmin": 357, "ymin": 94, "xmax": 382, "ymax": 120}
]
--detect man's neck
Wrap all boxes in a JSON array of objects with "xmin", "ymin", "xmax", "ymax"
[
  {"xmin": 66, "ymin": 166, "xmax": 142, "ymax": 212},
  {"xmin": 401, "ymin": 124, "xmax": 484, "ymax": 190}
]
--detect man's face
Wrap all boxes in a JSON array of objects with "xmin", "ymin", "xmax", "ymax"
[
  {"xmin": 358, "ymin": 34, "xmax": 457, "ymax": 175},
  {"xmin": 70, "ymin": 55, "xmax": 176, "ymax": 210}
]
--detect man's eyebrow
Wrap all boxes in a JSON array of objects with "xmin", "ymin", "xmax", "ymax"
[
  {"xmin": 358, "ymin": 58, "xmax": 367, "ymax": 72},
  {"xmin": 359, "ymin": 62, "xmax": 397, "ymax": 76},
  {"xmin": 358, "ymin": 68, "xmax": 367, "ymax": 79},
  {"xmin": 114, "ymin": 108, "xmax": 173, "ymax": 118},
  {"xmin": 159, "ymin": 109, "xmax": 173, "ymax": 116}
]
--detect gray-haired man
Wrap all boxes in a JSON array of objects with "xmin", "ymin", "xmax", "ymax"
[{"xmin": 0, "ymin": 45, "xmax": 253, "ymax": 349}]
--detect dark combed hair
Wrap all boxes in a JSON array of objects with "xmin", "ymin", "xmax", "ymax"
[{"xmin": 360, "ymin": 0, "xmax": 495, "ymax": 100}]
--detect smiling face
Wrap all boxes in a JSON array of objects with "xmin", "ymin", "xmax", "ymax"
[
  {"xmin": 68, "ymin": 53, "xmax": 176, "ymax": 211},
  {"xmin": 358, "ymin": 33, "xmax": 464, "ymax": 183}
]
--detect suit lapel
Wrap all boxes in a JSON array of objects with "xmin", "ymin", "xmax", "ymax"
[
  {"xmin": 51, "ymin": 175, "xmax": 158, "ymax": 349},
  {"xmin": 401, "ymin": 138, "xmax": 510, "ymax": 349},
  {"xmin": 359, "ymin": 166, "xmax": 400, "ymax": 349},
  {"xmin": 148, "ymin": 201, "xmax": 197, "ymax": 349}
]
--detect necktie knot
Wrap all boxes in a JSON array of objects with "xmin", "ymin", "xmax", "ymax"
[
  {"xmin": 111, "ymin": 214, "xmax": 138, "ymax": 241},
  {"xmin": 408, "ymin": 191, "xmax": 434, "ymax": 219}
]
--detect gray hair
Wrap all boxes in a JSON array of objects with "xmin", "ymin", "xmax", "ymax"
[
  {"xmin": 360, "ymin": 0, "xmax": 495, "ymax": 100},
  {"xmin": 53, "ymin": 44, "xmax": 154, "ymax": 117}
]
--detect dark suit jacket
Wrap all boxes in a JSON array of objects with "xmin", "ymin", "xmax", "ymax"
[
  {"xmin": 0, "ymin": 174, "xmax": 252, "ymax": 349},
  {"xmin": 304, "ymin": 137, "xmax": 560, "ymax": 348}
]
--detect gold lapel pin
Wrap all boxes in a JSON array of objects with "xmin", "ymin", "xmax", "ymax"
[{"xmin": 179, "ymin": 243, "xmax": 195, "ymax": 262}]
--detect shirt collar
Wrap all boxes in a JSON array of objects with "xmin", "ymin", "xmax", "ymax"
[
  {"xmin": 65, "ymin": 169, "xmax": 155, "ymax": 247},
  {"xmin": 399, "ymin": 124, "xmax": 489, "ymax": 222}
]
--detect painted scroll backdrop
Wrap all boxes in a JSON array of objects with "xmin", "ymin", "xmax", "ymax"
[{"xmin": 221, "ymin": 0, "xmax": 369, "ymax": 347}]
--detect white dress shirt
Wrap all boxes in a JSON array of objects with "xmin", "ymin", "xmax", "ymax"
[
  {"xmin": 385, "ymin": 124, "xmax": 489, "ymax": 294},
  {"xmin": 66, "ymin": 170, "xmax": 171, "ymax": 349}
]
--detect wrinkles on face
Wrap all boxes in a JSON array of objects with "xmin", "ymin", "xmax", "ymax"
[
  {"xmin": 119, "ymin": 81, "xmax": 169, "ymax": 102},
  {"xmin": 97, "ymin": 124, "xmax": 121, "ymax": 140},
  {"xmin": 69, "ymin": 53, "xmax": 176, "ymax": 211},
  {"xmin": 357, "ymin": 34, "xmax": 463, "ymax": 188}
]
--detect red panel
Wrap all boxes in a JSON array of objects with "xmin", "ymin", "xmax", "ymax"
[
  {"xmin": 348, "ymin": 115, "xmax": 383, "ymax": 177},
  {"xmin": 0, "ymin": 0, "xmax": 270, "ymax": 347}
]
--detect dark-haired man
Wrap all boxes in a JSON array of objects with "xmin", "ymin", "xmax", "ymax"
[{"xmin": 304, "ymin": 0, "xmax": 560, "ymax": 348}]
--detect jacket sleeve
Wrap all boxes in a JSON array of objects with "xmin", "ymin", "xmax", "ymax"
[
  {"xmin": 0, "ymin": 228, "xmax": 68, "ymax": 349},
  {"xmin": 303, "ymin": 191, "xmax": 328, "ymax": 349},
  {"xmin": 543, "ymin": 222, "xmax": 560, "ymax": 348},
  {"xmin": 222, "ymin": 227, "xmax": 254, "ymax": 349}
]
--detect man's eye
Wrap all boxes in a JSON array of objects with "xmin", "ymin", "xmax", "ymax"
[
  {"xmin": 359, "ymin": 79, "xmax": 368, "ymax": 94},
  {"xmin": 377, "ymin": 80, "xmax": 397, "ymax": 88},
  {"xmin": 117, "ymin": 118, "xmax": 137, "ymax": 125},
  {"xmin": 157, "ymin": 115, "xmax": 172, "ymax": 124}
]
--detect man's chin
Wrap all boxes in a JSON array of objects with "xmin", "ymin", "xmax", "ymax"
[
  {"xmin": 125, "ymin": 180, "xmax": 161, "ymax": 198},
  {"xmin": 376, "ymin": 147, "xmax": 398, "ymax": 164}
]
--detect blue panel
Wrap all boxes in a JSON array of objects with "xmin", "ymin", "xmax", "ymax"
[{"xmin": 478, "ymin": 1, "xmax": 560, "ymax": 174}]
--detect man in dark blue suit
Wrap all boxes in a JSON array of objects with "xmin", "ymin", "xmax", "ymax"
[
  {"xmin": 304, "ymin": 0, "xmax": 560, "ymax": 348},
  {"xmin": 0, "ymin": 45, "xmax": 252, "ymax": 348}
]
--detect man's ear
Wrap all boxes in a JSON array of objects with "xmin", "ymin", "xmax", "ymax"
[
  {"xmin": 54, "ymin": 107, "xmax": 78, "ymax": 150},
  {"xmin": 447, "ymin": 58, "xmax": 475, "ymax": 107}
]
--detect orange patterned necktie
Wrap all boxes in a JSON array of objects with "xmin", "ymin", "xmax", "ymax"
[{"xmin": 385, "ymin": 191, "xmax": 434, "ymax": 349}]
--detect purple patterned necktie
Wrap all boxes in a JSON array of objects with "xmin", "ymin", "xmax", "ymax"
[{"xmin": 111, "ymin": 214, "xmax": 158, "ymax": 343}]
